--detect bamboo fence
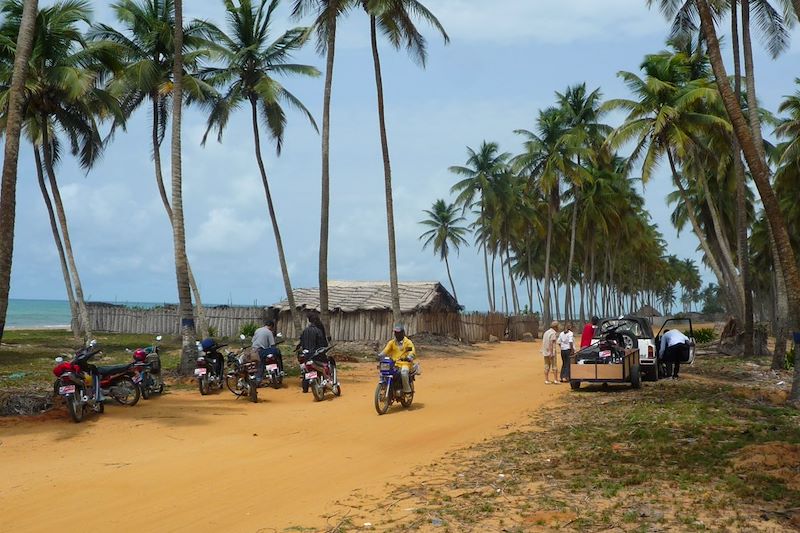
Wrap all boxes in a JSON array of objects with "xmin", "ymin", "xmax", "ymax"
[{"xmin": 87, "ymin": 303, "xmax": 539, "ymax": 343}]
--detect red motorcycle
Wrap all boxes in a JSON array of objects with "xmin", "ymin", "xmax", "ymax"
[{"xmin": 297, "ymin": 346, "xmax": 341, "ymax": 402}]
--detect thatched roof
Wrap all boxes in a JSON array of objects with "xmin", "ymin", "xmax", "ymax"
[
  {"xmin": 635, "ymin": 304, "xmax": 662, "ymax": 317},
  {"xmin": 269, "ymin": 281, "xmax": 459, "ymax": 313}
]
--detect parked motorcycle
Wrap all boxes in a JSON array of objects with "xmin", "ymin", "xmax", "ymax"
[
  {"xmin": 195, "ymin": 338, "xmax": 226, "ymax": 395},
  {"xmin": 132, "ymin": 335, "xmax": 165, "ymax": 399},
  {"xmin": 297, "ymin": 346, "xmax": 340, "ymax": 402},
  {"xmin": 374, "ymin": 348, "xmax": 416, "ymax": 415},
  {"xmin": 53, "ymin": 341, "xmax": 141, "ymax": 423},
  {"xmin": 257, "ymin": 332, "xmax": 285, "ymax": 390},
  {"xmin": 225, "ymin": 334, "xmax": 258, "ymax": 403}
]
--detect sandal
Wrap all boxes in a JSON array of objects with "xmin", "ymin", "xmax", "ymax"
[{"xmin": 544, "ymin": 380, "xmax": 550, "ymax": 384}]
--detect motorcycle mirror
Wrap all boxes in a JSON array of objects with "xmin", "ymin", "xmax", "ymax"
[
  {"xmin": 89, "ymin": 339, "xmax": 97, "ymax": 347},
  {"xmin": 276, "ymin": 333, "xmax": 283, "ymax": 338},
  {"xmin": 156, "ymin": 335, "xmax": 163, "ymax": 342},
  {"xmin": 239, "ymin": 334, "xmax": 246, "ymax": 340},
  {"xmin": 55, "ymin": 356, "xmax": 64, "ymax": 363}
]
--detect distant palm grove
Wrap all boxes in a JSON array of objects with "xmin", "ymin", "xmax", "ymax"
[{"xmin": 0, "ymin": 0, "xmax": 798, "ymax": 401}]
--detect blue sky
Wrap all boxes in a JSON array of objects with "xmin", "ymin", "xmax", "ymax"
[{"xmin": 7, "ymin": 1, "xmax": 800, "ymax": 311}]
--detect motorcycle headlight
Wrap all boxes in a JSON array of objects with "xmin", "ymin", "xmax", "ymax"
[{"xmin": 380, "ymin": 362, "xmax": 392, "ymax": 371}]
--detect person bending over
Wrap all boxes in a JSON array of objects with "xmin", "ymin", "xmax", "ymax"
[{"xmin": 660, "ymin": 328, "xmax": 690, "ymax": 379}]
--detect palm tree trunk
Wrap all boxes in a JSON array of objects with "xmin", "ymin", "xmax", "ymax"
[
  {"xmin": 542, "ymin": 202, "xmax": 554, "ymax": 325},
  {"xmin": 151, "ymin": 95, "xmax": 209, "ymax": 338},
  {"xmin": 507, "ymin": 244, "xmax": 520, "ymax": 314},
  {"xmin": 41, "ymin": 121, "xmax": 92, "ymax": 341},
  {"xmin": 444, "ymin": 253, "xmax": 458, "ymax": 304},
  {"xmin": 499, "ymin": 249, "xmax": 509, "ymax": 315},
  {"xmin": 0, "ymin": 0, "xmax": 37, "ymax": 342},
  {"xmin": 740, "ymin": 0, "xmax": 767, "ymax": 164},
  {"xmin": 249, "ymin": 98, "xmax": 302, "ymax": 335},
  {"xmin": 490, "ymin": 250, "xmax": 497, "ymax": 311},
  {"xmin": 731, "ymin": 1, "xmax": 755, "ymax": 358},
  {"xmin": 566, "ymin": 192, "xmax": 579, "ymax": 323},
  {"xmin": 370, "ymin": 16, "xmax": 401, "ymax": 324},
  {"xmin": 319, "ymin": 16, "xmax": 337, "ymax": 335},
  {"xmin": 171, "ymin": 0, "xmax": 196, "ymax": 374},
  {"xmin": 34, "ymin": 146, "xmax": 80, "ymax": 341},
  {"xmin": 768, "ymin": 223, "xmax": 790, "ymax": 370},
  {"xmin": 482, "ymin": 242, "xmax": 493, "ymax": 311},
  {"xmin": 701, "ymin": 177, "xmax": 745, "ymax": 304},
  {"xmin": 697, "ymin": 0, "xmax": 800, "ymax": 351}
]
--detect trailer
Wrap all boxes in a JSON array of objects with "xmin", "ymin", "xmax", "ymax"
[{"xmin": 569, "ymin": 348, "xmax": 641, "ymax": 390}]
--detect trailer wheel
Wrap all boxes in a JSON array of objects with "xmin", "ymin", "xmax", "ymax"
[
  {"xmin": 631, "ymin": 365, "xmax": 641, "ymax": 389},
  {"xmin": 569, "ymin": 380, "xmax": 581, "ymax": 390}
]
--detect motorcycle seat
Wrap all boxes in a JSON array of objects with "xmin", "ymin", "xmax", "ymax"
[{"xmin": 96, "ymin": 364, "xmax": 131, "ymax": 376}]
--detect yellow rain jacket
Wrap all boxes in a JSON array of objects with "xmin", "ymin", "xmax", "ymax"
[{"xmin": 382, "ymin": 337, "xmax": 416, "ymax": 370}]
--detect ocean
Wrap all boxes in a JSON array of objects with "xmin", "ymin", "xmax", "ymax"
[
  {"xmin": 4, "ymin": 299, "xmax": 165, "ymax": 329},
  {"xmin": 5, "ymin": 299, "xmax": 72, "ymax": 329}
]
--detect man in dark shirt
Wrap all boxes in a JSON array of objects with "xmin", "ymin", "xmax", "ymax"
[{"xmin": 298, "ymin": 314, "xmax": 329, "ymax": 393}]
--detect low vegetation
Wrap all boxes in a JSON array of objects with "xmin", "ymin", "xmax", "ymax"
[{"xmin": 322, "ymin": 358, "xmax": 800, "ymax": 532}]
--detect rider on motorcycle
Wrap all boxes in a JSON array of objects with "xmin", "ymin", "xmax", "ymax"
[
  {"xmin": 199, "ymin": 338, "xmax": 225, "ymax": 378},
  {"xmin": 298, "ymin": 313, "xmax": 329, "ymax": 393},
  {"xmin": 379, "ymin": 324, "xmax": 416, "ymax": 394},
  {"xmin": 252, "ymin": 319, "xmax": 282, "ymax": 384}
]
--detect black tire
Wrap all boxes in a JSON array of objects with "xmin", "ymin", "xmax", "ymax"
[
  {"xmin": 248, "ymin": 379, "xmax": 258, "ymax": 403},
  {"xmin": 199, "ymin": 375, "xmax": 210, "ymax": 395},
  {"xmin": 569, "ymin": 380, "xmax": 581, "ymax": 390},
  {"xmin": 311, "ymin": 379, "xmax": 324, "ymax": 402},
  {"xmin": 332, "ymin": 383, "xmax": 342, "ymax": 397},
  {"xmin": 226, "ymin": 373, "xmax": 246, "ymax": 397},
  {"xmin": 374, "ymin": 382, "xmax": 390, "ymax": 415},
  {"xmin": 271, "ymin": 372, "xmax": 281, "ymax": 389},
  {"xmin": 400, "ymin": 391, "xmax": 413, "ymax": 408},
  {"xmin": 643, "ymin": 365, "xmax": 658, "ymax": 382},
  {"xmin": 140, "ymin": 376, "xmax": 151, "ymax": 400},
  {"xmin": 157, "ymin": 383, "xmax": 164, "ymax": 394},
  {"xmin": 66, "ymin": 393, "xmax": 84, "ymax": 423},
  {"xmin": 631, "ymin": 365, "xmax": 641, "ymax": 389},
  {"xmin": 111, "ymin": 376, "xmax": 140, "ymax": 406},
  {"xmin": 301, "ymin": 378, "xmax": 309, "ymax": 393},
  {"xmin": 93, "ymin": 400, "xmax": 104, "ymax": 414}
]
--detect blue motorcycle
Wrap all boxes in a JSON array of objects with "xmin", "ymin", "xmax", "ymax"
[{"xmin": 374, "ymin": 353, "xmax": 416, "ymax": 415}]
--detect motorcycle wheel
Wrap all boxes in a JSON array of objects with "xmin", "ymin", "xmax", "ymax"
[
  {"xmin": 271, "ymin": 371, "xmax": 281, "ymax": 389},
  {"xmin": 157, "ymin": 383, "xmax": 164, "ymax": 394},
  {"xmin": 248, "ymin": 379, "xmax": 258, "ymax": 403},
  {"xmin": 140, "ymin": 376, "xmax": 151, "ymax": 400},
  {"xmin": 93, "ymin": 400, "xmax": 104, "ymax": 414},
  {"xmin": 111, "ymin": 376, "xmax": 141, "ymax": 406},
  {"xmin": 374, "ymin": 382, "xmax": 390, "ymax": 415},
  {"xmin": 332, "ymin": 383, "xmax": 342, "ymax": 397},
  {"xmin": 199, "ymin": 375, "xmax": 210, "ymax": 395},
  {"xmin": 311, "ymin": 378, "xmax": 324, "ymax": 402},
  {"xmin": 226, "ymin": 374, "xmax": 246, "ymax": 396},
  {"xmin": 66, "ymin": 393, "xmax": 85, "ymax": 423}
]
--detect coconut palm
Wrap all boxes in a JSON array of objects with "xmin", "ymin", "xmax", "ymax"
[
  {"xmin": 201, "ymin": 0, "xmax": 319, "ymax": 335},
  {"xmin": 292, "ymin": 0, "xmax": 353, "ymax": 336},
  {"xmin": 89, "ymin": 0, "xmax": 218, "ymax": 338},
  {"xmin": 419, "ymin": 199, "xmax": 469, "ymax": 304},
  {"xmin": 450, "ymin": 142, "xmax": 511, "ymax": 312},
  {"xmin": 0, "ymin": 0, "xmax": 126, "ymax": 341},
  {"xmin": 89, "ymin": 0, "xmax": 214, "ymax": 336},
  {"xmin": 361, "ymin": 0, "xmax": 448, "ymax": 324},
  {"xmin": 0, "ymin": 0, "xmax": 36, "ymax": 342},
  {"xmin": 169, "ymin": 0, "xmax": 196, "ymax": 372}
]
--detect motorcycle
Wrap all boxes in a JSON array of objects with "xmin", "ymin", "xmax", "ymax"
[
  {"xmin": 297, "ymin": 346, "xmax": 340, "ymax": 402},
  {"xmin": 374, "ymin": 348, "xmax": 417, "ymax": 415},
  {"xmin": 195, "ymin": 338, "xmax": 226, "ymax": 395},
  {"xmin": 257, "ymin": 332, "xmax": 285, "ymax": 390},
  {"xmin": 132, "ymin": 335, "xmax": 165, "ymax": 399},
  {"xmin": 224, "ymin": 334, "xmax": 258, "ymax": 403},
  {"xmin": 53, "ymin": 341, "xmax": 141, "ymax": 423}
]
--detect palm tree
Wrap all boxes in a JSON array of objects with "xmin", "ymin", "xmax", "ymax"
[
  {"xmin": 170, "ymin": 0, "xmax": 196, "ymax": 372},
  {"xmin": 90, "ymin": 0, "xmax": 217, "ymax": 338},
  {"xmin": 450, "ymin": 142, "xmax": 511, "ymax": 312},
  {"xmin": 362, "ymin": 0, "xmax": 449, "ymax": 325},
  {"xmin": 0, "ymin": 0, "xmax": 37, "ymax": 343},
  {"xmin": 419, "ymin": 199, "xmax": 469, "ymax": 303},
  {"xmin": 698, "ymin": 2, "xmax": 800, "ymax": 376},
  {"xmin": 201, "ymin": 0, "xmax": 319, "ymax": 335},
  {"xmin": 292, "ymin": 0, "xmax": 353, "ymax": 336},
  {"xmin": 0, "ymin": 0, "xmax": 126, "ymax": 341}
]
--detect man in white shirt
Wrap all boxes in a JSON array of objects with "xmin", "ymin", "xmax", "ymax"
[
  {"xmin": 660, "ymin": 329, "xmax": 690, "ymax": 379},
  {"xmin": 557, "ymin": 323, "xmax": 575, "ymax": 383},
  {"xmin": 541, "ymin": 321, "xmax": 560, "ymax": 384}
]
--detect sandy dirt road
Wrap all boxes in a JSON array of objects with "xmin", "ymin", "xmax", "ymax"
[{"xmin": 0, "ymin": 341, "xmax": 564, "ymax": 532}]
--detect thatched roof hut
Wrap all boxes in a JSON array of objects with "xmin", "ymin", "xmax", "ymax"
[
  {"xmin": 270, "ymin": 281, "xmax": 460, "ymax": 314},
  {"xmin": 634, "ymin": 304, "xmax": 662, "ymax": 318}
]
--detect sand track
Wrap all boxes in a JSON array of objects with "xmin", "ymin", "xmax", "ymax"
[{"xmin": 0, "ymin": 342, "xmax": 560, "ymax": 532}]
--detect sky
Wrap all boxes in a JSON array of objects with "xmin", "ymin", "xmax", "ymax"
[{"xmin": 6, "ymin": 0, "xmax": 800, "ymax": 311}]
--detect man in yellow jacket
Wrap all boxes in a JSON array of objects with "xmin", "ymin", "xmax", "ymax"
[{"xmin": 380, "ymin": 324, "xmax": 416, "ymax": 393}]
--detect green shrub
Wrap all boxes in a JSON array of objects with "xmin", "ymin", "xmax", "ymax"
[
  {"xmin": 239, "ymin": 322, "xmax": 258, "ymax": 337},
  {"xmin": 787, "ymin": 348, "xmax": 795, "ymax": 369},
  {"xmin": 207, "ymin": 325, "xmax": 217, "ymax": 338},
  {"xmin": 688, "ymin": 327, "xmax": 716, "ymax": 344}
]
